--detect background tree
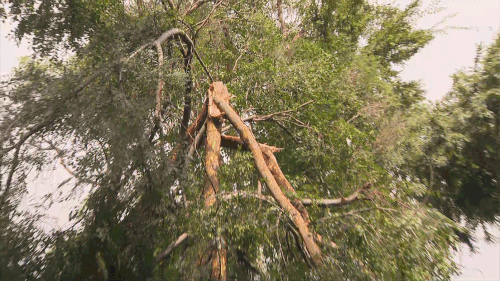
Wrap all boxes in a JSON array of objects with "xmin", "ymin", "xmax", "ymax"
[
  {"xmin": 0, "ymin": 0, "xmax": 473, "ymax": 280},
  {"xmin": 384, "ymin": 34, "xmax": 500, "ymax": 247}
]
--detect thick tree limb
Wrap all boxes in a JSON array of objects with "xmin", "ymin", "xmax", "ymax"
[
  {"xmin": 211, "ymin": 236, "xmax": 227, "ymax": 281},
  {"xmin": 212, "ymin": 83, "xmax": 322, "ymax": 265},
  {"xmin": 156, "ymin": 233, "xmax": 189, "ymax": 262},
  {"xmin": 260, "ymin": 145, "xmax": 311, "ymax": 224},
  {"xmin": 204, "ymin": 117, "xmax": 222, "ymax": 207}
]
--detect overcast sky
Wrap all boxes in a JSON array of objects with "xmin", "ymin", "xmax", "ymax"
[{"xmin": 1, "ymin": 0, "xmax": 499, "ymax": 280}]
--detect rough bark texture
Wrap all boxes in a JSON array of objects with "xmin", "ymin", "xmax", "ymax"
[{"xmin": 211, "ymin": 82, "xmax": 322, "ymax": 265}]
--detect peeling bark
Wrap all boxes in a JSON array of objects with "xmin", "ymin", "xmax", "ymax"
[{"xmin": 211, "ymin": 82, "xmax": 322, "ymax": 265}]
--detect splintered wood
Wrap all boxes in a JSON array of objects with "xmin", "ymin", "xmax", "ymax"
[{"xmin": 208, "ymin": 81, "xmax": 231, "ymax": 118}]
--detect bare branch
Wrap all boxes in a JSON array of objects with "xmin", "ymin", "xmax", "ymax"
[
  {"xmin": 302, "ymin": 183, "xmax": 373, "ymax": 206},
  {"xmin": 277, "ymin": 0, "xmax": 287, "ymax": 36},
  {"xmin": 221, "ymin": 100, "xmax": 314, "ymax": 132},
  {"xmin": 156, "ymin": 233, "xmax": 189, "ymax": 262},
  {"xmin": 195, "ymin": 1, "xmax": 223, "ymax": 30}
]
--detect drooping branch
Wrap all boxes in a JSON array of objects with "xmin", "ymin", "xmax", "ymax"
[
  {"xmin": 156, "ymin": 233, "xmax": 189, "ymax": 262},
  {"xmin": 0, "ymin": 117, "xmax": 51, "ymax": 158},
  {"xmin": 154, "ymin": 42, "xmax": 165, "ymax": 119},
  {"xmin": 179, "ymin": 37, "xmax": 194, "ymax": 140},
  {"xmin": 219, "ymin": 190, "xmax": 372, "ymax": 208},
  {"xmin": 211, "ymin": 82, "xmax": 322, "ymax": 265},
  {"xmin": 32, "ymin": 140, "xmax": 98, "ymax": 186}
]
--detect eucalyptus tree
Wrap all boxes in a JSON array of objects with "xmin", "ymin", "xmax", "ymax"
[{"xmin": 1, "ymin": 0, "xmax": 460, "ymax": 280}]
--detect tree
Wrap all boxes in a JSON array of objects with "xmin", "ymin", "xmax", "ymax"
[
  {"xmin": 1, "ymin": 0, "xmax": 461, "ymax": 280},
  {"xmin": 384, "ymin": 34, "xmax": 500, "ymax": 246}
]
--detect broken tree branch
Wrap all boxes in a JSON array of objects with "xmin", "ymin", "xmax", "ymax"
[{"xmin": 212, "ymin": 82, "xmax": 322, "ymax": 265}]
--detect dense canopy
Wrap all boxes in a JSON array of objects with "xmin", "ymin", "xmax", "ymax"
[{"xmin": 0, "ymin": 0, "xmax": 498, "ymax": 280}]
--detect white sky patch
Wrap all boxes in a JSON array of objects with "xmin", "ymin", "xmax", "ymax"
[{"xmin": 399, "ymin": 0, "xmax": 500, "ymax": 100}]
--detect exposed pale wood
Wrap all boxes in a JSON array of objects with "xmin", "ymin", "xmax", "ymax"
[
  {"xmin": 208, "ymin": 82, "xmax": 232, "ymax": 118},
  {"xmin": 204, "ymin": 117, "xmax": 222, "ymax": 207}
]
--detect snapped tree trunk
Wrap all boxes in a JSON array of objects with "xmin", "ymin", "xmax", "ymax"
[{"xmin": 203, "ymin": 83, "xmax": 228, "ymax": 280}]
